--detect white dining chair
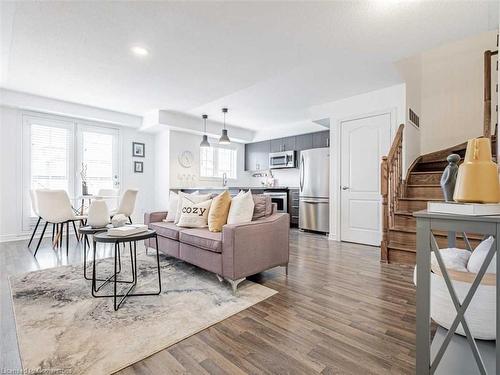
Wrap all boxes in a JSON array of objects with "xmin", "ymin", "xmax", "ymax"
[
  {"xmin": 111, "ymin": 189, "xmax": 138, "ymax": 223},
  {"xmin": 34, "ymin": 190, "xmax": 87, "ymax": 256},
  {"xmin": 97, "ymin": 188, "xmax": 119, "ymax": 212},
  {"xmin": 28, "ymin": 190, "xmax": 41, "ymax": 247}
]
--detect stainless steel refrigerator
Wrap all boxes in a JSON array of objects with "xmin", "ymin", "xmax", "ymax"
[{"xmin": 299, "ymin": 147, "xmax": 329, "ymax": 233}]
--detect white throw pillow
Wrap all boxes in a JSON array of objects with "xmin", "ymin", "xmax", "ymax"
[
  {"xmin": 431, "ymin": 248, "xmax": 471, "ymax": 273},
  {"xmin": 174, "ymin": 192, "xmax": 208, "ymax": 224},
  {"xmin": 467, "ymin": 236, "xmax": 496, "ymax": 274},
  {"xmin": 227, "ymin": 190, "xmax": 255, "ymax": 225},
  {"xmin": 177, "ymin": 198, "xmax": 212, "ymax": 228},
  {"xmin": 165, "ymin": 191, "xmax": 179, "ymax": 222}
]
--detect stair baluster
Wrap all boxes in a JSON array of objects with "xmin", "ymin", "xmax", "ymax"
[{"xmin": 381, "ymin": 124, "xmax": 404, "ymax": 262}]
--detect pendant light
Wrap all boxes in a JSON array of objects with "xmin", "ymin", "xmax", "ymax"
[
  {"xmin": 219, "ymin": 107, "xmax": 231, "ymax": 144},
  {"xmin": 200, "ymin": 114, "xmax": 210, "ymax": 148}
]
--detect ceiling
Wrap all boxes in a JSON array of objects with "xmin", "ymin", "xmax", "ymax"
[{"xmin": 1, "ymin": 1, "xmax": 498, "ymax": 132}]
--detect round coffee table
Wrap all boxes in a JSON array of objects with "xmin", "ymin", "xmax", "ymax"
[{"xmin": 92, "ymin": 230, "xmax": 161, "ymax": 311}]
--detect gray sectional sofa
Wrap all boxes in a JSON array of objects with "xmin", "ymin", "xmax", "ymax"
[{"xmin": 144, "ymin": 204, "xmax": 290, "ymax": 293}]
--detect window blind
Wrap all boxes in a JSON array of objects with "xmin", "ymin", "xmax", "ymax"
[
  {"xmin": 30, "ymin": 124, "xmax": 70, "ymax": 191},
  {"xmin": 82, "ymin": 131, "xmax": 114, "ymax": 195}
]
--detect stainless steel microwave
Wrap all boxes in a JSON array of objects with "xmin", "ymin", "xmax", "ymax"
[{"xmin": 269, "ymin": 150, "xmax": 296, "ymax": 169}]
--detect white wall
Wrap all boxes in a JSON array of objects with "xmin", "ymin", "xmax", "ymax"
[
  {"xmin": 310, "ymin": 83, "xmax": 409, "ymax": 241},
  {"xmin": 0, "ymin": 105, "xmax": 156, "ymax": 241},
  {"xmin": 168, "ymin": 130, "xmax": 251, "ymax": 188},
  {"xmin": 399, "ymin": 31, "xmax": 497, "ymax": 154},
  {"xmin": 155, "ymin": 129, "xmax": 170, "ymax": 210}
]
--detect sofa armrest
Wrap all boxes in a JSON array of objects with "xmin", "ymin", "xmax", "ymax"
[
  {"xmin": 222, "ymin": 213, "xmax": 290, "ymax": 280},
  {"xmin": 144, "ymin": 211, "xmax": 167, "ymax": 226}
]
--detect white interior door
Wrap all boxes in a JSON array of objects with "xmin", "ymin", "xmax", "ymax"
[
  {"xmin": 77, "ymin": 124, "xmax": 120, "ymax": 197},
  {"xmin": 340, "ymin": 113, "xmax": 391, "ymax": 246}
]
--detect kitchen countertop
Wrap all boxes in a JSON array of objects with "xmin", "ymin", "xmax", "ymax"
[{"xmin": 172, "ymin": 186, "xmax": 299, "ymax": 191}]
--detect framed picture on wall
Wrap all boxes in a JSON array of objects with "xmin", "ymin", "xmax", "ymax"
[
  {"xmin": 132, "ymin": 142, "xmax": 145, "ymax": 157},
  {"xmin": 134, "ymin": 161, "xmax": 143, "ymax": 173}
]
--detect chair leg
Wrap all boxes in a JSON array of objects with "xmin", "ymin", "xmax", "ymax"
[
  {"xmin": 128, "ymin": 216, "xmax": 132, "ymax": 224},
  {"xmin": 72, "ymin": 221, "xmax": 79, "ymax": 242},
  {"xmin": 28, "ymin": 217, "xmax": 41, "ymax": 247},
  {"xmin": 34, "ymin": 222, "xmax": 48, "ymax": 256},
  {"xmin": 66, "ymin": 222, "xmax": 69, "ymax": 256},
  {"xmin": 51, "ymin": 223, "xmax": 55, "ymax": 242}
]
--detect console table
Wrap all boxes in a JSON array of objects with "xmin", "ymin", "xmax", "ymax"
[{"xmin": 414, "ymin": 210, "xmax": 499, "ymax": 374}]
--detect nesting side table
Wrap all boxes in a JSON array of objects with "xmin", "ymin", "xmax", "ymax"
[
  {"xmin": 414, "ymin": 210, "xmax": 499, "ymax": 374},
  {"xmin": 93, "ymin": 230, "xmax": 161, "ymax": 311}
]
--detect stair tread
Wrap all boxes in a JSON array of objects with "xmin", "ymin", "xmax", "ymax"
[
  {"xmin": 399, "ymin": 197, "xmax": 441, "ymax": 202},
  {"xmin": 407, "ymin": 184, "xmax": 441, "ymax": 188},
  {"xmin": 388, "ymin": 242, "xmax": 416, "ymax": 253},
  {"xmin": 390, "ymin": 226, "xmax": 416, "ymax": 233},
  {"xmin": 410, "ymin": 171, "xmax": 442, "ymax": 175},
  {"xmin": 389, "ymin": 226, "xmax": 483, "ymax": 240},
  {"xmin": 394, "ymin": 210, "xmax": 414, "ymax": 216}
]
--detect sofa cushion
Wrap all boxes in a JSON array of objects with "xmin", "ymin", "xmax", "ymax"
[
  {"xmin": 208, "ymin": 190, "xmax": 232, "ymax": 232},
  {"xmin": 149, "ymin": 221, "xmax": 184, "ymax": 241},
  {"xmin": 252, "ymin": 194, "xmax": 272, "ymax": 220},
  {"xmin": 179, "ymin": 228, "xmax": 222, "ymax": 253}
]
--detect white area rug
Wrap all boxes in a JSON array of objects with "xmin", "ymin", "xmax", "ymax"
[{"xmin": 9, "ymin": 251, "xmax": 276, "ymax": 374}]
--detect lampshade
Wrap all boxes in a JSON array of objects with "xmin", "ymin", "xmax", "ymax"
[
  {"xmin": 219, "ymin": 107, "xmax": 231, "ymax": 144},
  {"xmin": 200, "ymin": 134, "xmax": 210, "ymax": 148},
  {"xmin": 200, "ymin": 114, "xmax": 210, "ymax": 148},
  {"xmin": 219, "ymin": 129, "xmax": 230, "ymax": 144}
]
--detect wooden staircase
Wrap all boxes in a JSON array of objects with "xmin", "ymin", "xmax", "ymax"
[
  {"xmin": 381, "ymin": 46, "xmax": 499, "ymax": 265},
  {"xmin": 382, "ymin": 133, "xmax": 499, "ymax": 264}
]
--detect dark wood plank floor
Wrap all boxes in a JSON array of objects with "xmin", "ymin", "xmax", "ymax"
[{"xmin": 0, "ymin": 229, "xmax": 416, "ymax": 374}]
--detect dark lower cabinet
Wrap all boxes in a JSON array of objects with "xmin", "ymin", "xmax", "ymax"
[{"xmin": 289, "ymin": 189, "xmax": 299, "ymax": 227}]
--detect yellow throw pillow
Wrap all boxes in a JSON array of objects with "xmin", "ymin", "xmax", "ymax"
[{"xmin": 208, "ymin": 190, "xmax": 232, "ymax": 232}]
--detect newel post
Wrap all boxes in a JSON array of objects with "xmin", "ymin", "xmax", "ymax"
[{"xmin": 380, "ymin": 156, "xmax": 389, "ymax": 263}]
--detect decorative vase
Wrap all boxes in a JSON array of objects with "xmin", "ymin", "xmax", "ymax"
[
  {"xmin": 453, "ymin": 137, "xmax": 500, "ymax": 203},
  {"xmin": 440, "ymin": 154, "xmax": 460, "ymax": 202},
  {"xmin": 87, "ymin": 199, "xmax": 109, "ymax": 228},
  {"xmin": 111, "ymin": 214, "xmax": 128, "ymax": 228}
]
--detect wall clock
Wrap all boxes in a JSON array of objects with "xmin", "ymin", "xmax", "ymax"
[{"xmin": 178, "ymin": 150, "xmax": 194, "ymax": 168}]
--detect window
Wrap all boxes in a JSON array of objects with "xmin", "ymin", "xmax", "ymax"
[
  {"xmin": 200, "ymin": 146, "xmax": 237, "ymax": 179},
  {"xmin": 30, "ymin": 124, "xmax": 72, "ymax": 191},
  {"xmin": 79, "ymin": 126, "xmax": 119, "ymax": 195},
  {"xmin": 23, "ymin": 113, "xmax": 120, "ymax": 229}
]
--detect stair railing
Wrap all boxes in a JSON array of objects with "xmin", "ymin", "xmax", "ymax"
[
  {"xmin": 380, "ymin": 124, "xmax": 404, "ymax": 262},
  {"xmin": 483, "ymin": 49, "xmax": 498, "ymax": 139}
]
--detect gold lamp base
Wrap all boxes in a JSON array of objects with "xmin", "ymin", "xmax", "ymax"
[{"xmin": 453, "ymin": 137, "xmax": 500, "ymax": 203}]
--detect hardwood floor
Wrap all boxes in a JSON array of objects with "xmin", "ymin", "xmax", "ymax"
[{"xmin": 0, "ymin": 229, "xmax": 416, "ymax": 374}]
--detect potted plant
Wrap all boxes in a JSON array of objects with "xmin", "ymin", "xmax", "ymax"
[{"xmin": 80, "ymin": 163, "xmax": 88, "ymax": 196}]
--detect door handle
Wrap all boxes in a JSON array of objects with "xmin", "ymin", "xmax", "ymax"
[
  {"xmin": 341, "ymin": 186, "xmax": 350, "ymax": 190},
  {"xmin": 300, "ymin": 155, "xmax": 304, "ymax": 191}
]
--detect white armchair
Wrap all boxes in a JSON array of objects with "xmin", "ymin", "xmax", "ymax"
[{"xmin": 34, "ymin": 190, "xmax": 86, "ymax": 256}]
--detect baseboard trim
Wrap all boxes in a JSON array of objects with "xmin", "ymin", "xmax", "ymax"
[{"xmin": 0, "ymin": 232, "xmax": 54, "ymax": 243}]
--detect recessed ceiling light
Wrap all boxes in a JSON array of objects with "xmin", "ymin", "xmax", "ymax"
[{"xmin": 131, "ymin": 46, "xmax": 149, "ymax": 56}]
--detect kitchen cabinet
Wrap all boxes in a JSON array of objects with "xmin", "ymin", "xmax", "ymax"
[
  {"xmin": 312, "ymin": 130, "xmax": 330, "ymax": 148},
  {"xmin": 245, "ymin": 131, "xmax": 329, "ymax": 171},
  {"xmin": 295, "ymin": 133, "xmax": 313, "ymax": 151},
  {"xmin": 270, "ymin": 136, "xmax": 296, "ymax": 152},
  {"xmin": 244, "ymin": 140, "xmax": 270, "ymax": 171}
]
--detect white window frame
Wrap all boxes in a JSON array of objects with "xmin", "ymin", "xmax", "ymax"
[
  {"xmin": 76, "ymin": 122, "xmax": 121, "ymax": 195},
  {"xmin": 22, "ymin": 112, "xmax": 122, "ymax": 231},
  {"xmin": 199, "ymin": 144, "xmax": 238, "ymax": 181},
  {"xmin": 22, "ymin": 114, "xmax": 75, "ymax": 230}
]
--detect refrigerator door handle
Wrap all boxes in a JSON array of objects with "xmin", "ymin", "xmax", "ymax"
[{"xmin": 300, "ymin": 154, "xmax": 304, "ymax": 192}]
